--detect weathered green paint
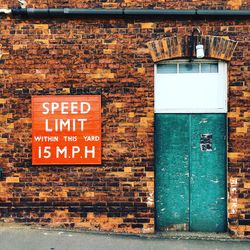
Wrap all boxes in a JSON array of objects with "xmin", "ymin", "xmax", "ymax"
[
  {"xmin": 155, "ymin": 114, "xmax": 226, "ymax": 232},
  {"xmin": 190, "ymin": 114, "xmax": 227, "ymax": 232},
  {"xmin": 155, "ymin": 114, "xmax": 190, "ymax": 231}
]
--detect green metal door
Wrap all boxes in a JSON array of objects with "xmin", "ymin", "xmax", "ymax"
[
  {"xmin": 155, "ymin": 115, "xmax": 190, "ymax": 231},
  {"xmin": 155, "ymin": 114, "xmax": 226, "ymax": 232}
]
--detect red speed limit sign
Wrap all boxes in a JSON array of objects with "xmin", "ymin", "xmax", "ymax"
[{"xmin": 32, "ymin": 95, "xmax": 101, "ymax": 165}]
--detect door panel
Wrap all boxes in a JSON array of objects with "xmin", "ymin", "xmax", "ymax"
[
  {"xmin": 190, "ymin": 114, "xmax": 227, "ymax": 232},
  {"xmin": 155, "ymin": 114, "xmax": 226, "ymax": 232},
  {"xmin": 155, "ymin": 114, "xmax": 190, "ymax": 231}
]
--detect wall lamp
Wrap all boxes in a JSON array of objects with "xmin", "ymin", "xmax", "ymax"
[{"xmin": 189, "ymin": 27, "xmax": 205, "ymax": 60}]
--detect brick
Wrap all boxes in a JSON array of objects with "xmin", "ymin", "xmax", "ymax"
[
  {"xmin": 6, "ymin": 177, "xmax": 20, "ymax": 183},
  {"xmin": 103, "ymin": 49, "xmax": 113, "ymax": 54},
  {"xmin": 228, "ymin": 153, "xmax": 244, "ymax": 159},
  {"xmin": 39, "ymin": 192, "xmax": 49, "ymax": 198},
  {"xmin": 147, "ymin": 182, "xmax": 154, "ymax": 188},
  {"xmin": 108, "ymin": 217, "xmax": 123, "ymax": 223},
  {"xmin": 137, "ymin": 68, "xmax": 145, "ymax": 74},
  {"xmin": 243, "ymin": 112, "xmax": 250, "ymax": 118},
  {"xmin": 63, "ymin": 88, "xmax": 70, "ymax": 94},
  {"xmin": 140, "ymin": 23, "xmax": 156, "ymax": 29},
  {"xmin": 128, "ymin": 112, "xmax": 135, "ymax": 118},
  {"xmin": 102, "ymin": 39, "xmax": 117, "ymax": 45},
  {"xmin": 95, "ymin": 215, "xmax": 108, "ymax": 223},
  {"xmin": 117, "ymin": 127, "xmax": 125, "ymax": 133},
  {"xmin": 34, "ymin": 39, "xmax": 49, "ymax": 45},
  {"xmin": 140, "ymin": 117, "xmax": 149, "ymax": 127},
  {"xmin": 34, "ymin": 24, "xmax": 49, "ymax": 30},
  {"xmin": 13, "ymin": 44, "xmax": 27, "ymax": 50},
  {"xmin": 146, "ymin": 172, "xmax": 154, "ymax": 178},
  {"xmin": 114, "ymin": 103, "xmax": 123, "ymax": 108},
  {"xmin": 88, "ymin": 73, "xmax": 115, "ymax": 79},
  {"xmin": 227, "ymin": 0, "xmax": 242, "ymax": 9},
  {"xmin": 17, "ymin": 74, "xmax": 46, "ymax": 80},
  {"xmin": 87, "ymin": 213, "xmax": 95, "ymax": 220},
  {"xmin": 84, "ymin": 192, "xmax": 95, "ymax": 198},
  {"xmin": 0, "ymin": 138, "xmax": 7, "ymax": 143},
  {"xmin": 124, "ymin": 167, "xmax": 132, "ymax": 173},
  {"xmin": 164, "ymin": 27, "xmax": 172, "ymax": 33}
]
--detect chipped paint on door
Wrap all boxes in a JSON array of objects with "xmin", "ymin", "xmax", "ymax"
[
  {"xmin": 155, "ymin": 114, "xmax": 190, "ymax": 231},
  {"xmin": 190, "ymin": 114, "xmax": 227, "ymax": 232},
  {"xmin": 155, "ymin": 114, "xmax": 226, "ymax": 232}
]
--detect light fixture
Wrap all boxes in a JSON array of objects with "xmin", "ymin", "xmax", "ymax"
[
  {"xmin": 189, "ymin": 27, "xmax": 205, "ymax": 60},
  {"xmin": 196, "ymin": 44, "xmax": 204, "ymax": 58}
]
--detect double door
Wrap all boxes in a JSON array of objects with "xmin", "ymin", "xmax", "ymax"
[{"xmin": 155, "ymin": 114, "xmax": 226, "ymax": 232}]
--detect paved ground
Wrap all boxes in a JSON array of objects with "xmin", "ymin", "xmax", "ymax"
[{"xmin": 0, "ymin": 225, "xmax": 249, "ymax": 250}]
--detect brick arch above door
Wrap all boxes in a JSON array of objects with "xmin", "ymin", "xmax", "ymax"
[{"xmin": 147, "ymin": 35, "xmax": 237, "ymax": 62}]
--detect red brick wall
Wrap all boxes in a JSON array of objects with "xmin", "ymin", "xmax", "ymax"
[
  {"xmin": 227, "ymin": 25, "xmax": 250, "ymax": 237},
  {"xmin": 0, "ymin": 15, "xmax": 155, "ymax": 234},
  {"xmin": 0, "ymin": 0, "xmax": 249, "ymax": 237}
]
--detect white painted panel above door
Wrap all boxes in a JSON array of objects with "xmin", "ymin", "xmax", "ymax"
[{"xmin": 154, "ymin": 60, "xmax": 227, "ymax": 113}]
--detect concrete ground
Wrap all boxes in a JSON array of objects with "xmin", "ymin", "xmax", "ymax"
[{"xmin": 0, "ymin": 225, "xmax": 249, "ymax": 250}]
